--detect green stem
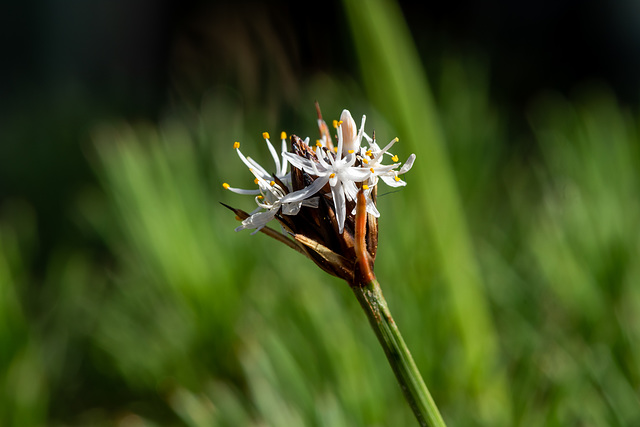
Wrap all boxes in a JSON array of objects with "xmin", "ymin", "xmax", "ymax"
[{"xmin": 352, "ymin": 278, "xmax": 447, "ymax": 427}]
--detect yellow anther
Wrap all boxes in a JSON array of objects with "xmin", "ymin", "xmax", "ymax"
[
  {"xmin": 316, "ymin": 140, "xmax": 322, "ymax": 147},
  {"xmin": 394, "ymin": 137, "xmax": 399, "ymax": 142},
  {"xmin": 362, "ymin": 184, "xmax": 369, "ymax": 190},
  {"xmin": 362, "ymin": 158, "xmax": 369, "ymax": 164},
  {"xmin": 329, "ymin": 173, "xmax": 336, "ymax": 178},
  {"xmin": 257, "ymin": 195, "xmax": 264, "ymax": 200},
  {"xmin": 394, "ymin": 175, "xmax": 401, "ymax": 182},
  {"xmin": 348, "ymin": 149, "xmax": 354, "ymax": 154},
  {"xmin": 338, "ymin": 120, "xmax": 343, "ymax": 126},
  {"xmin": 233, "ymin": 141, "xmax": 240, "ymax": 149},
  {"xmin": 222, "ymin": 183, "xmax": 230, "ymax": 189},
  {"xmin": 270, "ymin": 180, "xmax": 276, "ymax": 186},
  {"xmin": 254, "ymin": 178, "xmax": 259, "ymax": 184},
  {"xmin": 262, "ymin": 132, "xmax": 270, "ymax": 139},
  {"xmin": 365, "ymin": 150, "xmax": 372, "ymax": 157},
  {"xmin": 332, "ymin": 119, "xmax": 338, "ymax": 128},
  {"xmin": 280, "ymin": 131, "xmax": 287, "ymax": 140},
  {"xmin": 370, "ymin": 168, "xmax": 375, "ymax": 173},
  {"xmin": 333, "ymin": 146, "xmax": 338, "ymax": 153},
  {"xmin": 391, "ymin": 155, "xmax": 399, "ymax": 162}
]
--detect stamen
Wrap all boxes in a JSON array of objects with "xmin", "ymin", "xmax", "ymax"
[
  {"xmin": 280, "ymin": 131, "xmax": 287, "ymax": 140},
  {"xmin": 254, "ymin": 178, "xmax": 259, "ymax": 184},
  {"xmin": 391, "ymin": 155, "xmax": 399, "ymax": 162},
  {"xmin": 365, "ymin": 150, "xmax": 372, "ymax": 157},
  {"xmin": 370, "ymin": 168, "xmax": 375, "ymax": 173},
  {"xmin": 333, "ymin": 146, "xmax": 338, "ymax": 153},
  {"xmin": 233, "ymin": 142, "xmax": 240, "ymax": 149},
  {"xmin": 329, "ymin": 173, "xmax": 336, "ymax": 178},
  {"xmin": 222, "ymin": 183, "xmax": 230, "ymax": 189},
  {"xmin": 262, "ymin": 132, "xmax": 270, "ymax": 139},
  {"xmin": 394, "ymin": 175, "xmax": 401, "ymax": 182},
  {"xmin": 316, "ymin": 140, "xmax": 322, "ymax": 147},
  {"xmin": 270, "ymin": 180, "xmax": 276, "ymax": 186},
  {"xmin": 332, "ymin": 119, "xmax": 338, "ymax": 128},
  {"xmin": 362, "ymin": 184, "xmax": 369, "ymax": 190},
  {"xmin": 362, "ymin": 158, "xmax": 369, "ymax": 164},
  {"xmin": 348, "ymin": 149, "xmax": 354, "ymax": 154}
]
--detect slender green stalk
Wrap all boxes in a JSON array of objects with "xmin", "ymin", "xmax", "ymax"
[{"xmin": 351, "ymin": 279, "xmax": 447, "ymax": 427}]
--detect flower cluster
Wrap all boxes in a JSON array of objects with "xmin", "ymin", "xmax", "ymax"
[{"xmin": 222, "ymin": 104, "xmax": 415, "ymax": 282}]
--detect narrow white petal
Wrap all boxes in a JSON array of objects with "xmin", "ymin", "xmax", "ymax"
[
  {"xmin": 380, "ymin": 174, "xmax": 407, "ymax": 187},
  {"xmin": 264, "ymin": 137, "xmax": 282, "ymax": 177},
  {"xmin": 342, "ymin": 179, "xmax": 359, "ymax": 201},
  {"xmin": 398, "ymin": 153, "xmax": 416, "ymax": 174},
  {"xmin": 281, "ymin": 175, "xmax": 329, "ymax": 203},
  {"xmin": 280, "ymin": 139, "xmax": 289, "ymax": 175},
  {"xmin": 331, "ymin": 183, "xmax": 347, "ymax": 234},
  {"xmin": 340, "ymin": 109, "xmax": 358, "ymax": 155},
  {"xmin": 282, "ymin": 202, "xmax": 302, "ymax": 215}
]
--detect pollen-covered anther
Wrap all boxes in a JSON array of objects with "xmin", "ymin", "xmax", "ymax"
[
  {"xmin": 391, "ymin": 155, "xmax": 399, "ymax": 162},
  {"xmin": 233, "ymin": 141, "xmax": 240, "ymax": 149},
  {"xmin": 223, "ymin": 183, "xmax": 230, "ymax": 189},
  {"xmin": 329, "ymin": 173, "xmax": 336, "ymax": 178},
  {"xmin": 280, "ymin": 131, "xmax": 287, "ymax": 140},
  {"xmin": 394, "ymin": 175, "xmax": 401, "ymax": 182},
  {"xmin": 270, "ymin": 180, "xmax": 276, "ymax": 186},
  {"xmin": 363, "ymin": 158, "xmax": 369, "ymax": 164},
  {"xmin": 366, "ymin": 150, "xmax": 373, "ymax": 157},
  {"xmin": 254, "ymin": 178, "xmax": 259, "ymax": 184},
  {"xmin": 262, "ymin": 132, "xmax": 270, "ymax": 139},
  {"xmin": 316, "ymin": 140, "xmax": 322, "ymax": 147},
  {"xmin": 370, "ymin": 168, "xmax": 375, "ymax": 173},
  {"xmin": 362, "ymin": 184, "xmax": 369, "ymax": 190},
  {"xmin": 348, "ymin": 149, "xmax": 354, "ymax": 154},
  {"xmin": 332, "ymin": 119, "xmax": 338, "ymax": 128}
]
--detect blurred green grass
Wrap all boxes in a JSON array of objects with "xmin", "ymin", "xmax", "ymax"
[{"xmin": 2, "ymin": 0, "xmax": 640, "ymax": 425}]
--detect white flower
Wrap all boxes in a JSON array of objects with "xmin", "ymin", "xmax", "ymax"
[
  {"xmin": 222, "ymin": 133, "xmax": 316, "ymax": 234},
  {"xmin": 360, "ymin": 135, "xmax": 416, "ymax": 188},
  {"xmin": 282, "ymin": 112, "xmax": 372, "ymax": 234}
]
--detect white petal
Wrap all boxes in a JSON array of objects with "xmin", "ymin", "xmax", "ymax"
[
  {"xmin": 281, "ymin": 175, "xmax": 329, "ymax": 203},
  {"xmin": 264, "ymin": 137, "xmax": 282, "ymax": 177},
  {"xmin": 280, "ymin": 139, "xmax": 289, "ymax": 176},
  {"xmin": 331, "ymin": 183, "xmax": 347, "ymax": 234},
  {"xmin": 398, "ymin": 153, "xmax": 416, "ymax": 174},
  {"xmin": 342, "ymin": 179, "xmax": 359, "ymax": 201},
  {"xmin": 282, "ymin": 202, "xmax": 302, "ymax": 215},
  {"xmin": 380, "ymin": 174, "xmax": 407, "ymax": 187},
  {"xmin": 283, "ymin": 152, "xmax": 315, "ymax": 174},
  {"xmin": 340, "ymin": 109, "xmax": 358, "ymax": 155}
]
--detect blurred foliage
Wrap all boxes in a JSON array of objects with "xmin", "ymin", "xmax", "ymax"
[{"xmin": 2, "ymin": 0, "xmax": 640, "ymax": 426}]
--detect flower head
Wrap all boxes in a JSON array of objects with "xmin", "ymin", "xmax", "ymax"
[{"xmin": 222, "ymin": 103, "xmax": 415, "ymax": 282}]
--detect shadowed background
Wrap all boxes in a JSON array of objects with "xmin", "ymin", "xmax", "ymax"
[{"xmin": 1, "ymin": 0, "xmax": 639, "ymax": 425}]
